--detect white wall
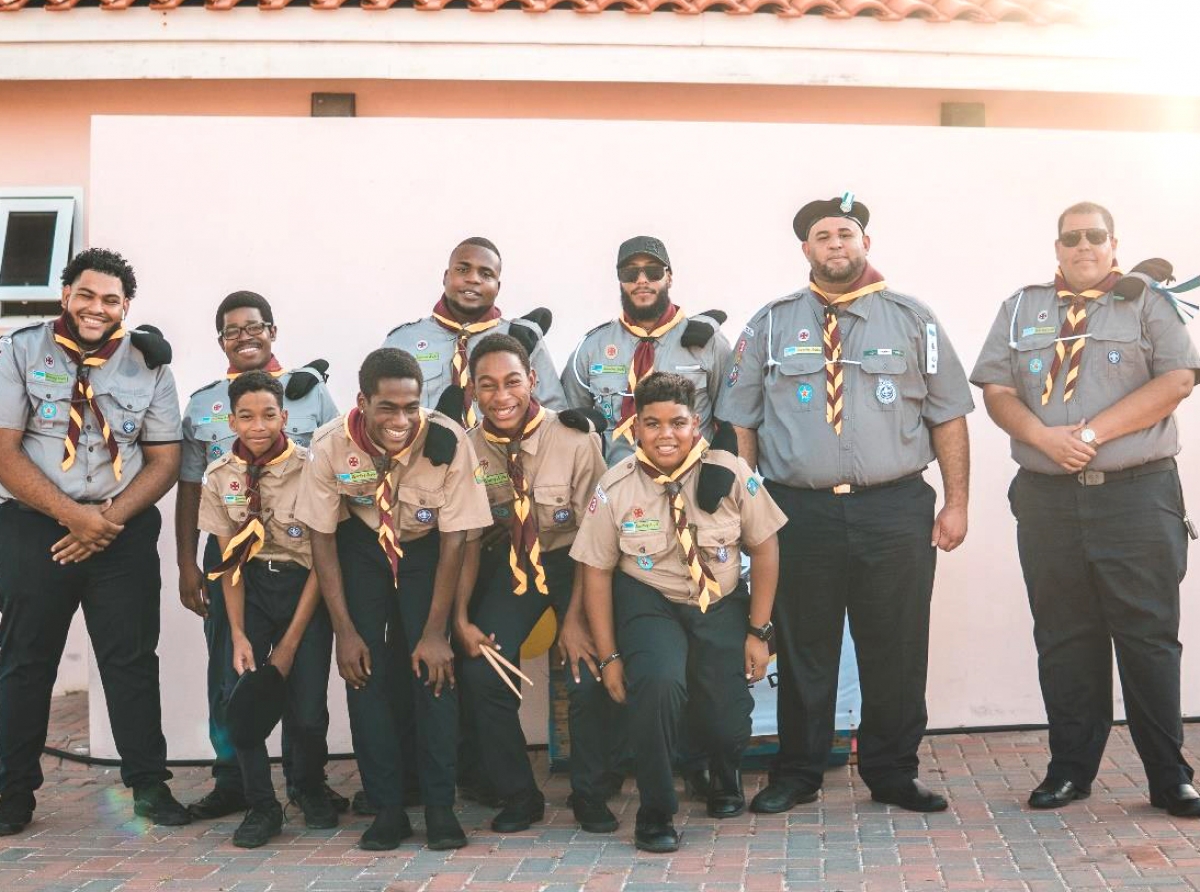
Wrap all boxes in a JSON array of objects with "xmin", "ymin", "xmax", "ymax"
[{"xmin": 86, "ymin": 115, "xmax": 1200, "ymax": 758}]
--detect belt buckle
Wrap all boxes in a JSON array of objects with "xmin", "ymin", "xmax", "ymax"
[
  {"xmin": 832, "ymin": 483, "xmax": 852, "ymax": 495},
  {"xmin": 1077, "ymin": 470, "xmax": 1105, "ymax": 486}
]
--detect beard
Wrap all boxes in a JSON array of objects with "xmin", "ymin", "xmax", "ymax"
[
  {"xmin": 64, "ymin": 311, "xmax": 120, "ymax": 347},
  {"xmin": 811, "ymin": 254, "xmax": 867, "ymax": 285},
  {"xmin": 620, "ymin": 285, "xmax": 671, "ymax": 324}
]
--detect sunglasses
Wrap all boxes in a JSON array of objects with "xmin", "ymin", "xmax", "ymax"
[
  {"xmin": 617, "ymin": 264, "xmax": 667, "ymax": 284},
  {"xmin": 220, "ymin": 321, "xmax": 271, "ymax": 341},
  {"xmin": 1059, "ymin": 229, "xmax": 1110, "ymax": 248}
]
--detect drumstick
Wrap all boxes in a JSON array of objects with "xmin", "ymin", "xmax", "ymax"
[
  {"xmin": 482, "ymin": 643, "xmax": 534, "ymax": 686},
  {"xmin": 481, "ymin": 645, "xmax": 522, "ymax": 700}
]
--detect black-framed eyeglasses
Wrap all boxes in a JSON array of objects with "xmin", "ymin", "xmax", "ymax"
[
  {"xmin": 1059, "ymin": 229, "xmax": 1110, "ymax": 248},
  {"xmin": 220, "ymin": 321, "xmax": 271, "ymax": 341},
  {"xmin": 617, "ymin": 264, "xmax": 667, "ymax": 284}
]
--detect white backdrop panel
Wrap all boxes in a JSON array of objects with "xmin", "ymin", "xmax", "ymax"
[{"xmin": 88, "ymin": 115, "xmax": 1200, "ymax": 759}]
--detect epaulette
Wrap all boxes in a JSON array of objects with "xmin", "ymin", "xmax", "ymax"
[
  {"xmin": 385, "ymin": 319, "xmax": 422, "ymax": 339},
  {"xmin": 189, "ymin": 379, "xmax": 223, "ymax": 398},
  {"xmin": 596, "ymin": 456, "xmax": 638, "ymax": 491},
  {"xmin": 205, "ymin": 451, "xmax": 236, "ymax": 473},
  {"xmin": 755, "ymin": 289, "xmax": 807, "ymax": 318},
  {"xmin": 880, "ymin": 289, "xmax": 936, "ymax": 323},
  {"xmin": 580, "ymin": 319, "xmax": 615, "ymax": 341},
  {"xmin": 309, "ymin": 416, "xmax": 345, "ymax": 445},
  {"xmin": 4, "ymin": 321, "xmax": 48, "ymax": 341}
]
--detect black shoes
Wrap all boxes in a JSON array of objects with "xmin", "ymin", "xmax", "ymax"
[
  {"xmin": 749, "ymin": 780, "xmax": 821, "ymax": 814},
  {"xmin": 288, "ymin": 782, "xmax": 349, "ymax": 815},
  {"xmin": 634, "ymin": 807, "xmax": 679, "ymax": 853},
  {"xmin": 1029, "ymin": 777, "xmax": 1090, "ymax": 810},
  {"xmin": 871, "ymin": 778, "xmax": 948, "ymax": 813},
  {"xmin": 186, "ymin": 785, "xmax": 247, "ymax": 820},
  {"xmin": 232, "ymin": 801, "xmax": 283, "ymax": 849},
  {"xmin": 491, "ymin": 791, "xmax": 545, "ymax": 833},
  {"xmin": 359, "ymin": 807, "xmax": 414, "ymax": 851},
  {"xmin": 351, "ymin": 790, "xmax": 378, "ymax": 816},
  {"xmin": 0, "ymin": 792, "xmax": 34, "ymax": 836},
  {"xmin": 1151, "ymin": 784, "xmax": 1200, "ymax": 817},
  {"xmin": 572, "ymin": 795, "xmax": 618, "ymax": 834},
  {"xmin": 426, "ymin": 805, "xmax": 468, "ymax": 850},
  {"xmin": 132, "ymin": 782, "xmax": 192, "ymax": 826},
  {"xmin": 706, "ymin": 766, "xmax": 746, "ymax": 819},
  {"xmin": 293, "ymin": 785, "xmax": 339, "ymax": 829}
]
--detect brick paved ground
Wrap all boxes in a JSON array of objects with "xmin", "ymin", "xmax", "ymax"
[{"xmin": 4, "ymin": 693, "xmax": 1200, "ymax": 892}]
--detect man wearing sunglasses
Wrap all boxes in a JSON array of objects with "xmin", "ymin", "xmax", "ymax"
[
  {"xmin": 176, "ymin": 290, "xmax": 344, "ymax": 826},
  {"xmin": 718, "ymin": 194, "xmax": 974, "ymax": 815},
  {"xmin": 972, "ymin": 201, "xmax": 1200, "ymax": 817}
]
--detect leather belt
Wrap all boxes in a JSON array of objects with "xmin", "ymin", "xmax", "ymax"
[
  {"xmin": 9, "ymin": 499, "xmax": 107, "ymax": 513},
  {"xmin": 829, "ymin": 472, "xmax": 923, "ymax": 496},
  {"xmin": 263, "ymin": 559, "xmax": 305, "ymax": 573},
  {"xmin": 1024, "ymin": 457, "xmax": 1176, "ymax": 487}
]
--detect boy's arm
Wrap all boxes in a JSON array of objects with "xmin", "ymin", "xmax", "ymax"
[
  {"xmin": 269, "ymin": 569, "xmax": 323, "ymax": 678},
  {"xmin": 452, "ymin": 536, "xmax": 493, "ymax": 658},
  {"xmin": 412, "ymin": 529, "xmax": 467, "ymax": 697},
  {"xmin": 216, "ymin": 536, "xmax": 254, "ymax": 675},
  {"xmin": 582, "ymin": 563, "xmax": 623, "ymax": 703}
]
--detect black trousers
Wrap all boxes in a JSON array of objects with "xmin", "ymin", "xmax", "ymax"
[
  {"xmin": 337, "ymin": 517, "xmax": 456, "ymax": 808},
  {"xmin": 767, "ymin": 476, "xmax": 937, "ymax": 791},
  {"xmin": 613, "ymin": 572, "xmax": 753, "ymax": 816},
  {"xmin": 459, "ymin": 546, "xmax": 613, "ymax": 802},
  {"xmin": 0, "ymin": 502, "xmax": 170, "ymax": 795},
  {"xmin": 231, "ymin": 560, "xmax": 333, "ymax": 808},
  {"xmin": 1010, "ymin": 466, "xmax": 1193, "ymax": 793}
]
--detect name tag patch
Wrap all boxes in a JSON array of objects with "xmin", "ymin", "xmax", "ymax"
[
  {"xmin": 224, "ymin": 494, "xmax": 248, "ymax": 505},
  {"xmin": 590, "ymin": 363, "xmax": 628, "ymax": 375},
  {"xmin": 415, "ymin": 352, "xmax": 440, "ymax": 363},
  {"xmin": 622, "ymin": 519, "xmax": 661, "ymax": 533},
  {"xmin": 1021, "ymin": 326, "xmax": 1058, "ymax": 338},
  {"xmin": 863, "ymin": 348, "xmax": 904, "ymax": 357},
  {"xmin": 483, "ymin": 472, "xmax": 511, "ymax": 487},
  {"xmin": 199, "ymin": 414, "xmax": 230, "ymax": 424},
  {"xmin": 783, "ymin": 346, "xmax": 822, "ymax": 357},
  {"xmin": 31, "ymin": 370, "xmax": 69, "ymax": 385},
  {"xmin": 337, "ymin": 470, "xmax": 379, "ymax": 484}
]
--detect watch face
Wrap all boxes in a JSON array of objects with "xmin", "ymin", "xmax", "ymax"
[{"xmin": 1081, "ymin": 429, "xmax": 1096, "ymax": 444}]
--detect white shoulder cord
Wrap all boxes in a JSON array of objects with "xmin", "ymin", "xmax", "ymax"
[{"xmin": 1007, "ymin": 289, "xmax": 1092, "ymax": 348}]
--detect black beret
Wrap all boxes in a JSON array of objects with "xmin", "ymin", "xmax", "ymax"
[
  {"xmin": 793, "ymin": 195, "xmax": 870, "ymax": 242},
  {"xmin": 617, "ymin": 236, "xmax": 670, "ymax": 269},
  {"xmin": 223, "ymin": 665, "xmax": 286, "ymax": 749}
]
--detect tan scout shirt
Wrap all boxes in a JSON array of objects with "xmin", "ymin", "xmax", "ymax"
[
  {"xmin": 198, "ymin": 444, "xmax": 314, "ymax": 569},
  {"xmin": 466, "ymin": 410, "xmax": 607, "ymax": 554},
  {"xmin": 715, "ymin": 287, "xmax": 974, "ymax": 490},
  {"xmin": 294, "ymin": 410, "xmax": 492, "ymax": 540},
  {"xmin": 971, "ymin": 281, "xmax": 1200, "ymax": 474},
  {"xmin": 570, "ymin": 450, "xmax": 786, "ymax": 607}
]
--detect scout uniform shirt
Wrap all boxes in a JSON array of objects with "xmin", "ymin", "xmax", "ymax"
[
  {"xmin": 0, "ymin": 321, "xmax": 181, "ymax": 502},
  {"xmin": 198, "ymin": 443, "xmax": 314, "ymax": 569},
  {"xmin": 181, "ymin": 370, "xmax": 338, "ymax": 485},
  {"xmin": 467, "ymin": 409, "xmax": 607, "ymax": 554},
  {"xmin": 383, "ymin": 317, "xmax": 567, "ymax": 411},
  {"xmin": 570, "ymin": 449, "xmax": 786, "ymax": 607},
  {"xmin": 716, "ymin": 287, "xmax": 974, "ymax": 489},
  {"xmin": 561, "ymin": 312, "xmax": 732, "ymax": 466},
  {"xmin": 971, "ymin": 281, "xmax": 1200, "ymax": 475},
  {"xmin": 294, "ymin": 409, "xmax": 493, "ymax": 540}
]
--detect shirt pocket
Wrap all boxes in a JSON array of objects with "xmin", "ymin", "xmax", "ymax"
[
  {"xmin": 27, "ymin": 380, "xmax": 72, "ymax": 434},
  {"xmin": 859, "ymin": 352, "xmax": 908, "ymax": 413},
  {"xmin": 100, "ymin": 386, "xmax": 153, "ymax": 443},
  {"xmin": 588, "ymin": 372, "xmax": 630, "ymax": 423},
  {"xmin": 533, "ymin": 483, "xmax": 576, "ymax": 534},
  {"xmin": 268, "ymin": 506, "xmax": 310, "ymax": 551},
  {"xmin": 695, "ymin": 521, "xmax": 740, "ymax": 568},
  {"xmin": 394, "ymin": 482, "xmax": 446, "ymax": 534},
  {"xmin": 1010, "ymin": 331, "xmax": 1059, "ymax": 402},
  {"xmin": 617, "ymin": 531, "xmax": 669, "ymax": 566},
  {"xmin": 1089, "ymin": 309, "xmax": 1143, "ymax": 381},
  {"xmin": 770, "ymin": 352, "xmax": 825, "ymax": 413},
  {"xmin": 285, "ymin": 412, "xmax": 321, "ymax": 444}
]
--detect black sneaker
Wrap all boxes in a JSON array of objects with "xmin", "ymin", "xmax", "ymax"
[
  {"xmin": 572, "ymin": 795, "xmax": 618, "ymax": 834},
  {"xmin": 491, "ymin": 790, "xmax": 545, "ymax": 833},
  {"xmin": 359, "ymin": 807, "xmax": 413, "ymax": 851},
  {"xmin": 288, "ymin": 781, "xmax": 350, "ymax": 815},
  {"xmin": 293, "ymin": 785, "xmax": 338, "ymax": 830},
  {"xmin": 186, "ymin": 785, "xmax": 247, "ymax": 820},
  {"xmin": 132, "ymin": 782, "xmax": 192, "ymax": 826},
  {"xmin": 232, "ymin": 801, "xmax": 283, "ymax": 848},
  {"xmin": 425, "ymin": 805, "xmax": 467, "ymax": 850},
  {"xmin": 0, "ymin": 792, "xmax": 34, "ymax": 836},
  {"xmin": 351, "ymin": 790, "xmax": 379, "ymax": 817},
  {"xmin": 634, "ymin": 806, "xmax": 679, "ymax": 853}
]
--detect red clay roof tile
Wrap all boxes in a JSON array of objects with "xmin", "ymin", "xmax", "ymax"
[{"xmin": 0, "ymin": 0, "xmax": 1081, "ymax": 18}]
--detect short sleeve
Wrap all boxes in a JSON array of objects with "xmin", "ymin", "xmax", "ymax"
[
  {"xmin": 734, "ymin": 460, "xmax": 786, "ymax": 548},
  {"xmin": 569, "ymin": 482, "xmax": 621, "ymax": 570},
  {"xmin": 179, "ymin": 399, "xmax": 207, "ymax": 484},
  {"xmin": 706, "ymin": 329, "xmax": 734, "ymax": 414},
  {"xmin": 316, "ymin": 382, "xmax": 340, "ymax": 425},
  {"xmin": 140, "ymin": 367, "xmax": 183, "ymax": 443},
  {"xmin": 920, "ymin": 313, "xmax": 975, "ymax": 427},
  {"xmin": 569, "ymin": 434, "xmax": 608, "ymax": 523},
  {"xmin": 198, "ymin": 470, "xmax": 238, "ymax": 538},
  {"xmin": 530, "ymin": 338, "xmax": 568, "ymax": 411},
  {"xmin": 294, "ymin": 439, "xmax": 343, "ymax": 535},
  {"xmin": 970, "ymin": 303, "xmax": 1020, "ymax": 390},
  {"xmin": 435, "ymin": 434, "xmax": 494, "ymax": 534},
  {"xmin": 715, "ymin": 316, "xmax": 767, "ymax": 429},
  {"xmin": 0, "ymin": 340, "xmax": 29, "ymax": 432},
  {"xmin": 1144, "ymin": 293, "xmax": 1200, "ymax": 378},
  {"xmin": 560, "ymin": 338, "xmax": 594, "ymax": 410}
]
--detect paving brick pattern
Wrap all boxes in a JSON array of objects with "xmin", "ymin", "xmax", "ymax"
[{"xmin": 5, "ymin": 693, "xmax": 1200, "ymax": 891}]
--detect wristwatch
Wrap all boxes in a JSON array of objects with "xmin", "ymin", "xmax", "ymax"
[
  {"xmin": 749, "ymin": 620, "xmax": 774, "ymax": 642},
  {"xmin": 1080, "ymin": 428, "xmax": 1097, "ymax": 445}
]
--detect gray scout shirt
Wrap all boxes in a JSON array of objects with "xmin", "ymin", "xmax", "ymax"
[
  {"xmin": 181, "ymin": 368, "xmax": 339, "ymax": 484},
  {"xmin": 383, "ymin": 315, "xmax": 566, "ymax": 411},
  {"xmin": 717, "ymin": 287, "xmax": 974, "ymax": 489},
  {"xmin": 971, "ymin": 281, "xmax": 1200, "ymax": 475},
  {"xmin": 0, "ymin": 321, "xmax": 182, "ymax": 502},
  {"xmin": 561, "ymin": 311, "xmax": 732, "ymax": 467}
]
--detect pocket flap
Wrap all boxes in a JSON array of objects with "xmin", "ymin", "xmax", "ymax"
[
  {"xmin": 696, "ymin": 523, "xmax": 739, "ymax": 547},
  {"xmin": 860, "ymin": 353, "xmax": 907, "ymax": 375},
  {"xmin": 618, "ymin": 532, "xmax": 667, "ymax": 556},
  {"xmin": 104, "ymin": 387, "xmax": 153, "ymax": 412},
  {"xmin": 777, "ymin": 353, "xmax": 825, "ymax": 376},
  {"xmin": 533, "ymin": 483, "xmax": 572, "ymax": 507},
  {"xmin": 393, "ymin": 482, "xmax": 446, "ymax": 510}
]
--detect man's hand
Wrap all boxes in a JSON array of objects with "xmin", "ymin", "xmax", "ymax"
[
  {"xmin": 232, "ymin": 633, "xmax": 256, "ymax": 676},
  {"xmin": 336, "ymin": 628, "xmax": 372, "ymax": 690},
  {"xmin": 931, "ymin": 504, "xmax": 968, "ymax": 552},
  {"xmin": 1035, "ymin": 420, "xmax": 1096, "ymax": 472},
  {"xmin": 56, "ymin": 502, "xmax": 123, "ymax": 562},
  {"xmin": 178, "ymin": 563, "xmax": 209, "ymax": 618},
  {"xmin": 744, "ymin": 635, "xmax": 769, "ymax": 683},
  {"xmin": 601, "ymin": 657, "xmax": 626, "ymax": 704},
  {"xmin": 412, "ymin": 633, "xmax": 455, "ymax": 697},
  {"xmin": 454, "ymin": 619, "xmax": 495, "ymax": 659},
  {"xmin": 50, "ymin": 532, "xmax": 103, "ymax": 565},
  {"xmin": 557, "ymin": 613, "xmax": 600, "ymax": 684},
  {"xmin": 268, "ymin": 642, "xmax": 297, "ymax": 679}
]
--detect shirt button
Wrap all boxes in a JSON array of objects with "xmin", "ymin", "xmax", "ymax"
[
  {"xmin": 639, "ymin": 546, "xmax": 646, "ymax": 554},
  {"xmin": 86, "ymin": 476, "xmax": 92, "ymax": 482},
  {"xmin": 44, "ymin": 392, "xmax": 51, "ymax": 399},
  {"xmin": 88, "ymin": 446, "xmax": 94, "ymax": 453},
  {"xmin": 556, "ymin": 497, "xmax": 564, "ymax": 504}
]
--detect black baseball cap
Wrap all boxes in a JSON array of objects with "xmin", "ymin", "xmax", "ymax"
[
  {"xmin": 223, "ymin": 665, "xmax": 286, "ymax": 749},
  {"xmin": 617, "ymin": 236, "xmax": 671, "ymax": 269}
]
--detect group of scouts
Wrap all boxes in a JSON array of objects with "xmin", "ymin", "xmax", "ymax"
[{"xmin": 0, "ymin": 194, "xmax": 1196, "ymax": 856}]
